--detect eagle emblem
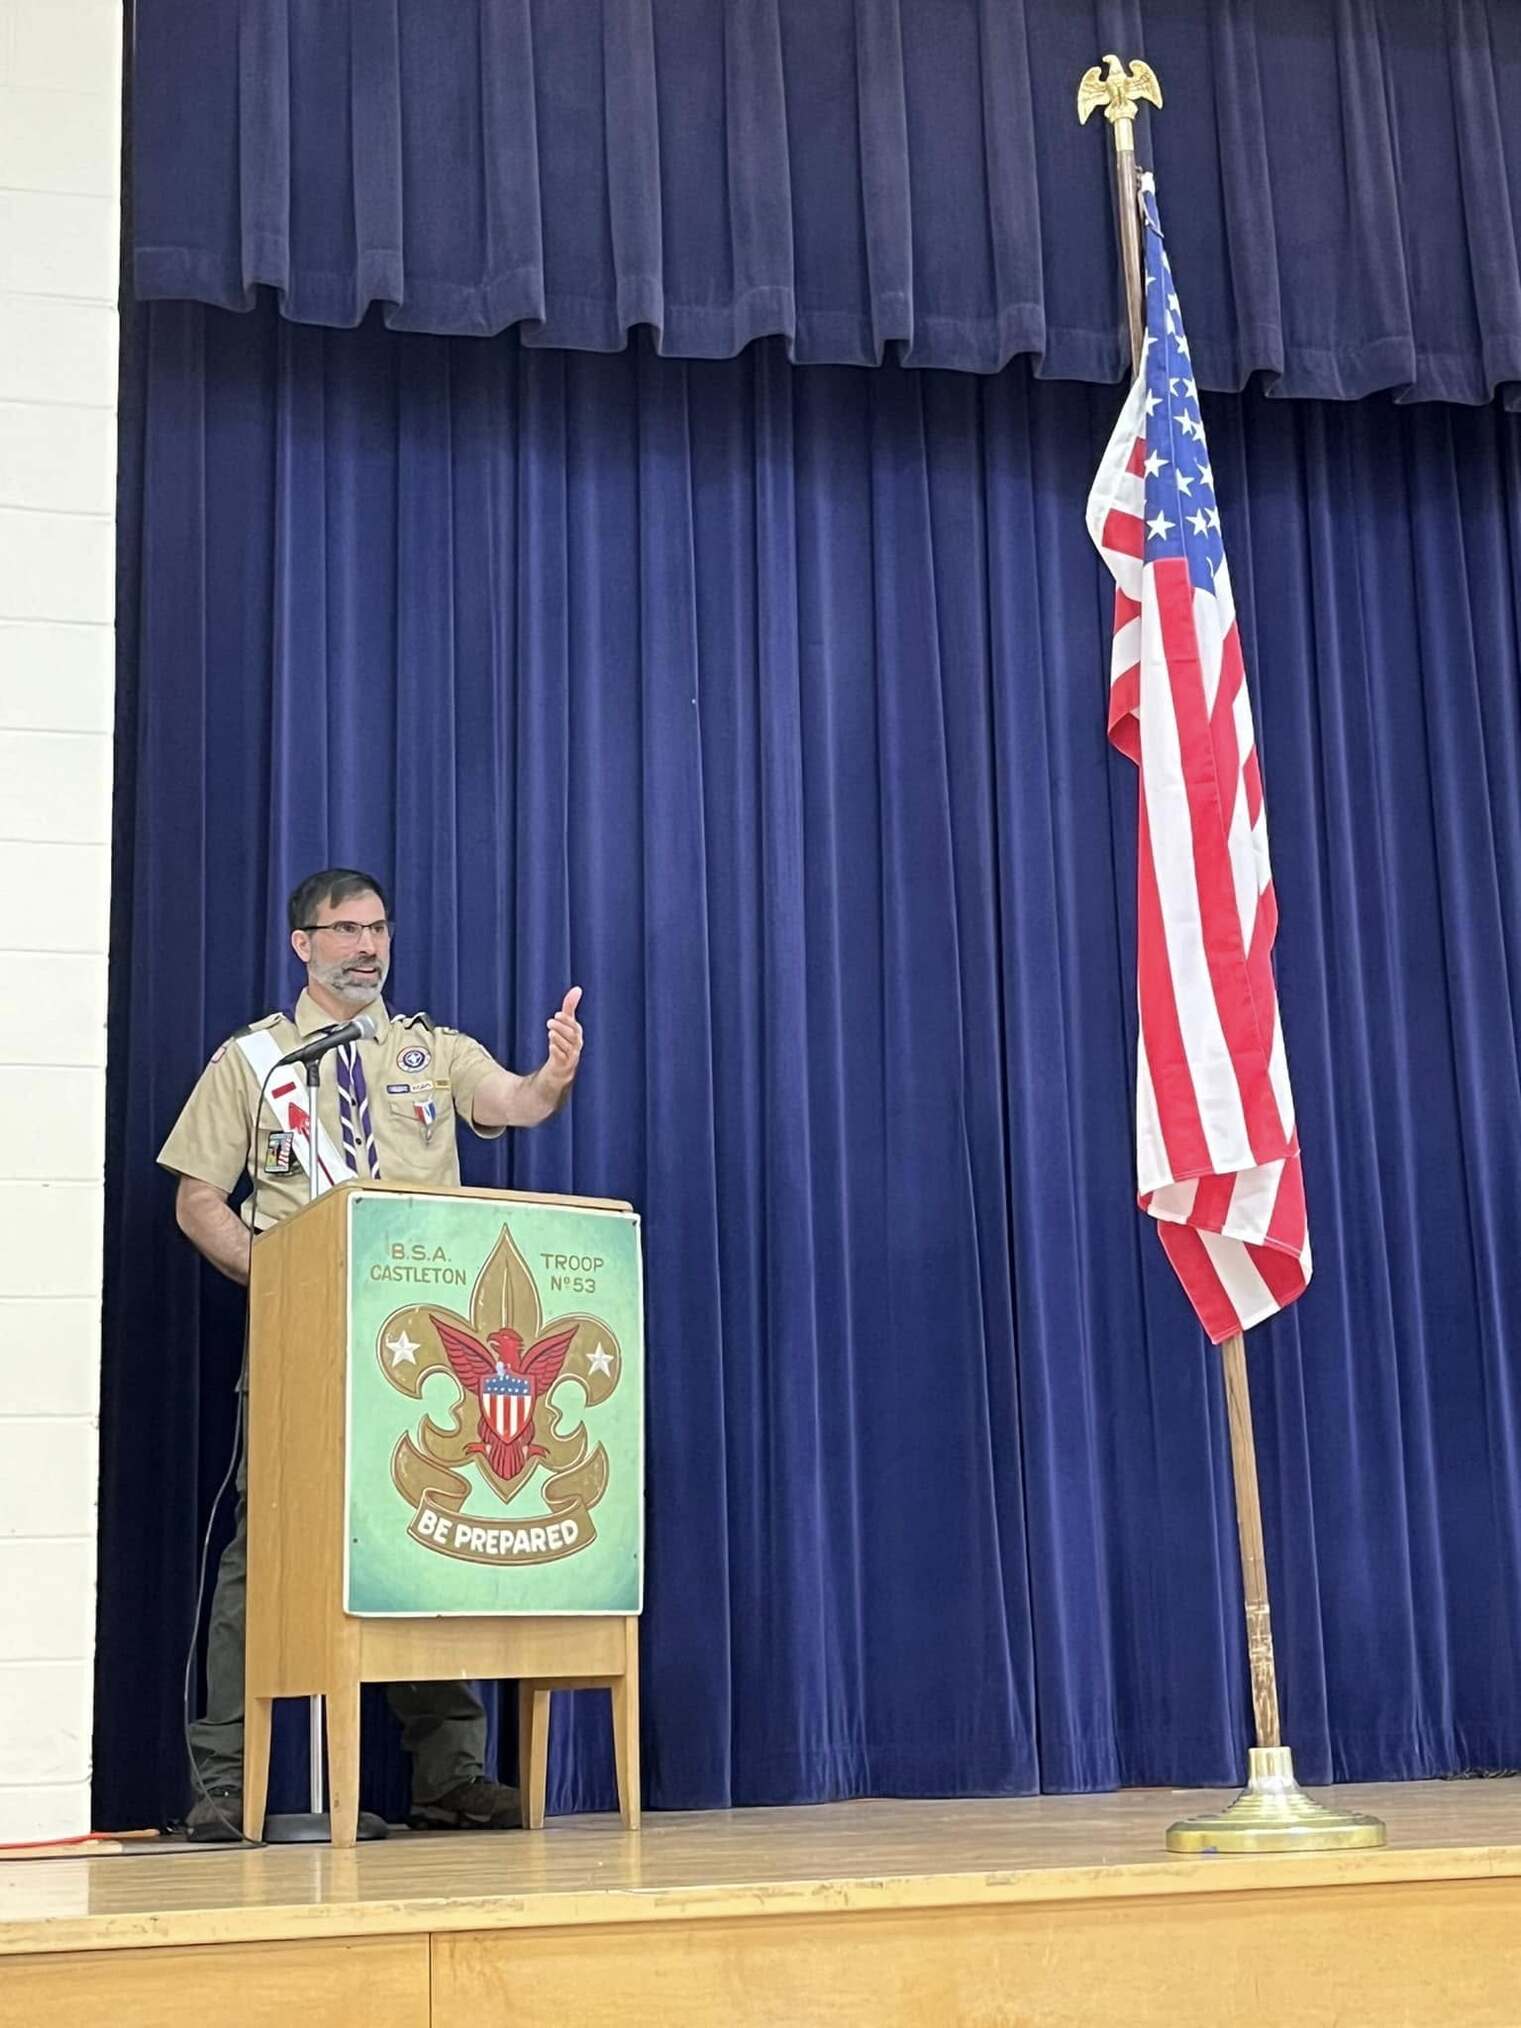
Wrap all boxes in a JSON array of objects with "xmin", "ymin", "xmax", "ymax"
[
  {"xmin": 431, "ymin": 1314, "xmax": 578, "ymax": 1485},
  {"xmin": 1076, "ymin": 54, "xmax": 1163, "ymax": 126}
]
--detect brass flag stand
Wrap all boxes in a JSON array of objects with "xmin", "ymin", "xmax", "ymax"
[{"xmin": 1078, "ymin": 56, "xmax": 1386, "ymax": 1855}]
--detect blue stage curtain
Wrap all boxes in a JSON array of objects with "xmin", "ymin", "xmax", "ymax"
[
  {"xmin": 132, "ymin": 0, "xmax": 1521, "ymax": 404},
  {"xmin": 96, "ymin": 296, "xmax": 1521, "ymax": 1829}
]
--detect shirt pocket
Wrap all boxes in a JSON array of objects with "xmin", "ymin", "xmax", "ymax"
[{"xmin": 384, "ymin": 1084, "xmax": 456, "ymax": 1141}]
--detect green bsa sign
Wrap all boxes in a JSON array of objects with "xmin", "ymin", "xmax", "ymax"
[{"xmin": 344, "ymin": 1192, "xmax": 643, "ymax": 1616}]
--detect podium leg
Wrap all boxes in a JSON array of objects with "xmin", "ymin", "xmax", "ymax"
[
  {"xmin": 243, "ymin": 1695, "xmax": 274, "ymax": 1841},
  {"xmin": 517, "ymin": 1682, "xmax": 551, "ymax": 1829},
  {"xmin": 611, "ymin": 1620, "xmax": 641, "ymax": 1831},
  {"xmin": 325, "ymin": 1684, "xmax": 362, "ymax": 1848}
]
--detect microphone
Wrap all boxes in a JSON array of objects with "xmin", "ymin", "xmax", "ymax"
[{"xmin": 276, "ymin": 1012, "xmax": 379, "ymax": 1066}]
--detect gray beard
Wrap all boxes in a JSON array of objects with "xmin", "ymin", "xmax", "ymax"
[{"xmin": 311, "ymin": 955, "xmax": 389, "ymax": 1008}]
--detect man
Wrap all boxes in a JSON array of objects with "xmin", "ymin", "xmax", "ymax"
[{"xmin": 159, "ymin": 867, "xmax": 584, "ymax": 1840}]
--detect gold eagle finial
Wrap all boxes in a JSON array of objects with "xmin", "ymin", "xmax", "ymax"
[{"xmin": 1076, "ymin": 54, "xmax": 1163, "ymax": 127}]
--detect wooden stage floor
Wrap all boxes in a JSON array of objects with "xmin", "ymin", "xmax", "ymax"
[{"xmin": 2, "ymin": 1780, "xmax": 1519, "ymax": 2025}]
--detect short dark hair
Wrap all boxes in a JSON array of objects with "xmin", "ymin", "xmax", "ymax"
[{"xmin": 287, "ymin": 867, "xmax": 391, "ymax": 934}]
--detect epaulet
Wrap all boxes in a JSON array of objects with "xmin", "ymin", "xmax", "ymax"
[
  {"xmin": 398, "ymin": 1010, "xmax": 436, "ymax": 1034},
  {"xmin": 205, "ymin": 1011, "xmax": 285, "ymax": 1069},
  {"xmin": 230, "ymin": 1012, "xmax": 286, "ymax": 1040}
]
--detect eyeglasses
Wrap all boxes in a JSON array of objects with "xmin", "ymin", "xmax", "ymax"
[{"xmin": 297, "ymin": 919, "xmax": 395, "ymax": 944}]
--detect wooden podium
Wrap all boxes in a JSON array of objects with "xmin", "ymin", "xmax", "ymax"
[{"xmin": 242, "ymin": 1180, "xmax": 642, "ymax": 1847}]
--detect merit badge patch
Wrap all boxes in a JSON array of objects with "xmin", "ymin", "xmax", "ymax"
[
  {"xmin": 397, "ymin": 1045, "xmax": 431, "ymax": 1072},
  {"xmin": 264, "ymin": 1131, "xmax": 295, "ymax": 1176}
]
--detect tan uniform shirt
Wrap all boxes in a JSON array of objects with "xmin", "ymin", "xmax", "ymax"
[{"xmin": 157, "ymin": 990, "xmax": 507, "ymax": 1228}]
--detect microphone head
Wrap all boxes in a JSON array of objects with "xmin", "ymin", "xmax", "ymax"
[{"xmin": 354, "ymin": 1012, "xmax": 379, "ymax": 1042}]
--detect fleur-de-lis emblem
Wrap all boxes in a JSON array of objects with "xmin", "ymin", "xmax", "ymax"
[{"xmin": 380, "ymin": 1223, "xmax": 621, "ymax": 1521}]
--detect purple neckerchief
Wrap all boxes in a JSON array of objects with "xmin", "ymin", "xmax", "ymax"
[
  {"xmin": 335, "ymin": 1043, "xmax": 381, "ymax": 1179},
  {"xmin": 287, "ymin": 1006, "xmax": 383, "ymax": 1180}
]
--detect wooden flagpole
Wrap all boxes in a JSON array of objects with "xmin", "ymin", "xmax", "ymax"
[
  {"xmin": 1078, "ymin": 57, "xmax": 1384, "ymax": 1852},
  {"xmin": 1220, "ymin": 1328, "xmax": 1282, "ymax": 1750}
]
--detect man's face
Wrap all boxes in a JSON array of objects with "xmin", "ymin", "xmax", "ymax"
[{"xmin": 292, "ymin": 888, "xmax": 391, "ymax": 1008}]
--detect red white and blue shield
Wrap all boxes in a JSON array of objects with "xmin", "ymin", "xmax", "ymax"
[{"xmin": 484, "ymin": 1367, "xmax": 531, "ymax": 1441}]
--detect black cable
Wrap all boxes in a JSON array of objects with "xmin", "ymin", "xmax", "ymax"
[
  {"xmin": 181, "ymin": 1363, "xmax": 259, "ymax": 1847},
  {"xmin": 177, "ymin": 1059, "xmax": 288, "ymax": 1848}
]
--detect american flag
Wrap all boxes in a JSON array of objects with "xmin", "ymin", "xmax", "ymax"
[
  {"xmin": 1086, "ymin": 171, "xmax": 1311, "ymax": 1343},
  {"xmin": 484, "ymin": 1366, "xmax": 532, "ymax": 1441}
]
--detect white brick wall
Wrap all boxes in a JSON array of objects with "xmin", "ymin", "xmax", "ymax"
[{"xmin": 0, "ymin": 0, "xmax": 119, "ymax": 1845}]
